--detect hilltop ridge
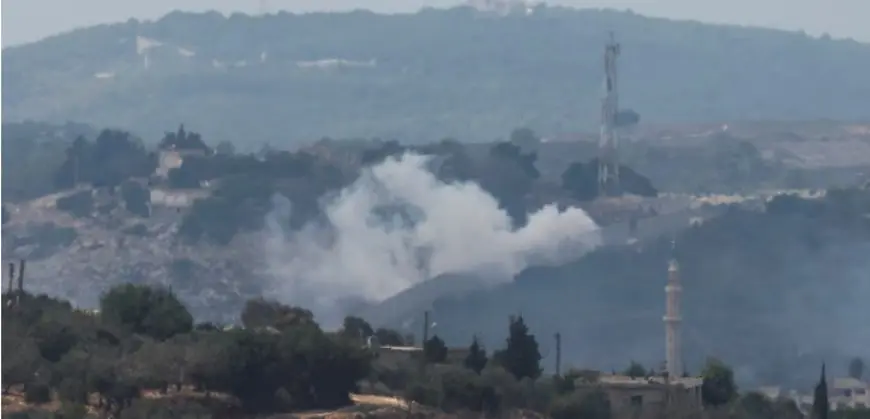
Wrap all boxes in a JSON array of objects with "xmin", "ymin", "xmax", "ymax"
[{"xmin": 3, "ymin": 6, "xmax": 870, "ymax": 145}]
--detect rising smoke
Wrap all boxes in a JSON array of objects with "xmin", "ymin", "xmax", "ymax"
[{"xmin": 263, "ymin": 152, "xmax": 601, "ymax": 327}]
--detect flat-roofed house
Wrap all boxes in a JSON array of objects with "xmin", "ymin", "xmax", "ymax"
[
  {"xmin": 576, "ymin": 374, "xmax": 703, "ymax": 419},
  {"xmin": 831, "ymin": 377, "xmax": 870, "ymax": 410}
]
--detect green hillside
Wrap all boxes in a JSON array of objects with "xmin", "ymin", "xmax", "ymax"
[{"xmin": 3, "ymin": 7, "xmax": 870, "ymax": 145}]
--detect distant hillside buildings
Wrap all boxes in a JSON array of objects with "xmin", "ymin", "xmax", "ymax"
[
  {"xmin": 759, "ymin": 377, "xmax": 869, "ymax": 413},
  {"xmin": 465, "ymin": 0, "xmax": 539, "ymax": 16},
  {"xmin": 152, "ymin": 126, "xmax": 213, "ymax": 208}
]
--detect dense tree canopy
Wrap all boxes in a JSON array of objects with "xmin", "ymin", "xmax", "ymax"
[
  {"xmin": 99, "ymin": 284, "xmax": 193, "ymax": 341},
  {"xmin": 2, "ymin": 288, "xmax": 373, "ymax": 416},
  {"xmin": 702, "ymin": 357, "xmax": 738, "ymax": 407},
  {"xmin": 53, "ymin": 130, "xmax": 156, "ymax": 189},
  {"xmin": 1, "ymin": 122, "xmax": 96, "ymax": 202},
  {"xmin": 4, "ymin": 282, "xmax": 868, "ymax": 419},
  {"xmin": 240, "ymin": 297, "xmax": 318, "ymax": 332}
]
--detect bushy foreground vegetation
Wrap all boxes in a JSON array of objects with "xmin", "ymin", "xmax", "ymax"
[
  {"xmin": 3, "ymin": 288, "xmax": 368, "ymax": 417},
  {"xmin": 4, "ymin": 284, "xmax": 867, "ymax": 419}
]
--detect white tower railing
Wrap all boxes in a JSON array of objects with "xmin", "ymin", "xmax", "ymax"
[{"xmin": 664, "ymin": 257, "xmax": 683, "ymax": 379}]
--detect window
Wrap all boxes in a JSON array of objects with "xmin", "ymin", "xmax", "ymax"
[{"xmin": 630, "ymin": 395, "xmax": 644, "ymax": 407}]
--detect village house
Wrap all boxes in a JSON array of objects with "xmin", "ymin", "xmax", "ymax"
[
  {"xmin": 576, "ymin": 373, "xmax": 704, "ymax": 419},
  {"xmin": 757, "ymin": 377, "xmax": 869, "ymax": 414}
]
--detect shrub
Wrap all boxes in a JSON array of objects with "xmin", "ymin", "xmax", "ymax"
[
  {"xmin": 24, "ymin": 382, "xmax": 51, "ymax": 404},
  {"xmin": 99, "ymin": 284, "xmax": 193, "ymax": 340},
  {"xmin": 239, "ymin": 298, "xmax": 317, "ymax": 332},
  {"xmin": 56, "ymin": 378, "xmax": 88, "ymax": 404},
  {"xmin": 56, "ymin": 402, "xmax": 89, "ymax": 419},
  {"xmin": 121, "ymin": 181, "xmax": 150, "ymax": 217},
  {"xmin": 55, "ymin": 191, "xmax": 93, "ymax": 218},
  {"xmin": 121, "ymin": 398, "xmax": 219, "ymax": 419}
]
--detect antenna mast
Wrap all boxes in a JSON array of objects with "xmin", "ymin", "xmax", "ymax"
[
  {"xmin": 598, "ymin": 32, "xmax": 621, "ymax": 197},
  {"xmin": 258, "ymin": 0, "xmax": 271, "ymax": 15}
]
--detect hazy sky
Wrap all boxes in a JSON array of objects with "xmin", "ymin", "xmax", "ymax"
[{"xmin": 2, "ymin": 0, "xmax": 869, "ymax": 47}]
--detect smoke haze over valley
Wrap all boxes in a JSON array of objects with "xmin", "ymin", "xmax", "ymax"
[{"xmin": 263, "ymin": 152, "xmax": 600, "ymax": 327}]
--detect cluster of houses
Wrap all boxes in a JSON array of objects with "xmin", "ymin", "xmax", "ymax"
[{"xmin": 759, "ymin": 377, "xmax": 869, "ymax": 414}]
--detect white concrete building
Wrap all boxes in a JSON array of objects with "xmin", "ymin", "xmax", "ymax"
[{"xmin": 831, "ymin": 377, "xmax": 870, "ymax": 410}]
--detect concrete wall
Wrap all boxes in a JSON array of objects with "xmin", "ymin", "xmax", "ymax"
[
  {"xmin": 831, "ymin": 378, "xmax": 870, "ymax": 410},
  {"xmin": 150, "ymin": 188, "xmax": 210, "ymax": 208},
  {"xmin": 373, "ymin": 345, "xmax": 471, "ymax": 368},
  {"xmin": 578, "ymin": 376, "xmax": 704, "ymax": 419},
  {"xmin": 155, "ymin": 149, "xmax": 208, "ymax": 178},
  {"xmin": 156, "ymin": 150, "xmax": 183, "ymax": 178},
  {"xmin": 597, "ymin": 384, "xmax": 702, "ymax": 419}
]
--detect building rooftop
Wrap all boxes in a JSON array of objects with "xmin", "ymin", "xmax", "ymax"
[
  {"xmin": 377, "ymin": 345, "xmax": 470, "ymax": 354},
  {"xmin": 379, "ymin": 345, "xmax": 422, "ymax": 352},
  {"xmin": 832, "ymin": 377, "xmax": 868, "ymax": 390},
  {"xmin": 592, "ymin": 374, "xmax": 703, "ymax": 389},
  {"xmin": 756, "ymin": 386, "xmax": 783, "ymax": 399}
]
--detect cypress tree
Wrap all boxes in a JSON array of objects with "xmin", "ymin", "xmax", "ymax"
[
  {"xmin": 493, "ymin": 315, "xmax": 542, "ymax": 380},
  {"xmin": 464, "ymin": 336, "xmax": 488, "ymax": 374},
  {"xmin": 848, "ymin": 357, "xmax": 865, "ymax": 380},
  {"xmin": 423, "ymin": 335, "xmax": 448, "ymax": 364},
  {"xmin": 812, "ymin": 364, "xmax": 829, "ymax": 419}
]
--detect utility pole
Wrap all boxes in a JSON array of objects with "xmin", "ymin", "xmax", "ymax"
[
  {"xmin": 258, "ymin": 0, "xmax": 272, "ymax": 15},
  {"xmin": 15, "ymin": 259, "xmax": 26, "ymax": 306},
  {"xmin": 18, "ymin": 259, "xmax": 26, "ymax": 294},
  {"xmin": 422, "ymin": 310, "xmax": 430, "ymax": 345},
  {"xmin": 555, "ymin": 332, "xmax": 562, "ymax": 376},
  {"xmin": 418, "ymin": 310, "xmax": 432, "ymax": 370},
  {"xmin": 6, "ymin": 262, "xmax": 15, "ymax": 294}
]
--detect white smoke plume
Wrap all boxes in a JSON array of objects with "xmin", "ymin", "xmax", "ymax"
[{"xmin": 264, "ymin": 152, "xmax": 600, "ymax": 326}]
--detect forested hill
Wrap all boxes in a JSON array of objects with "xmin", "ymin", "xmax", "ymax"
[{"xmin": 4, "ymin": 7, "xmax": 870, "ymax": 146}]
